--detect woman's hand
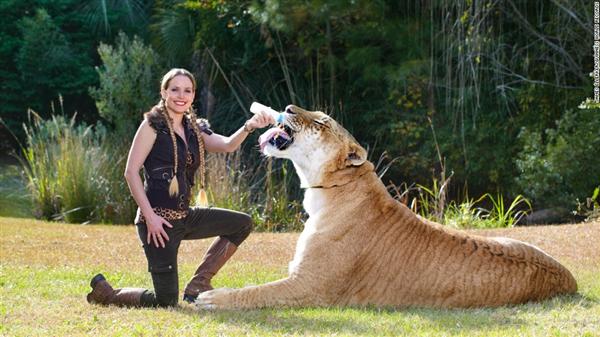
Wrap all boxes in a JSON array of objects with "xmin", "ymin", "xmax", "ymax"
[
  {"xmin": 201, "ymin": 110, "xmax": 277, "ymax": 152},
  {"xmin": 146, "ymin": 212, "xmax": 173, "ymax": 248},
  {"xmin": 245, "ymin": 110, "xmax": 276, "ymax": 131}
]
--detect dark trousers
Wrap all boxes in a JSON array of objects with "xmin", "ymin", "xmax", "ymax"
[{"xmin": 135, "ymin": 206, "xmax": 253, "ymax": 307}]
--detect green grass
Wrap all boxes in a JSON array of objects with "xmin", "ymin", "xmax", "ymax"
[{"xmin": 1, "ymin": 217, "xmax": 599, "ymax": 336}]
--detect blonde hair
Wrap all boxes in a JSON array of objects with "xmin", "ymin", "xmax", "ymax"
[{"xmin": 157, "ymin": 68, "xmax": 206, "ymax": 199}]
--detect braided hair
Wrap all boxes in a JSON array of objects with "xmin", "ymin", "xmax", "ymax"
[
  {"xmin": 186, "ymin": 110, "xmax": 208, "ymax": 206},
  {"xmin": 154, "ymin": 68, "xmax": 206, "ymax": 202},
  {"xmin": 186, "ymin": 110, "xmax": 206, "ymax": 191}
]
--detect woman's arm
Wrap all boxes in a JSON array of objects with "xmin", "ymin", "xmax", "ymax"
[
  {"xmin": 124, "ymin": 119, "xmax": 172, "ymax": 248},
  {"xmin": 203, "ymin": 111, "xmax": 273, "ymax": 153}
]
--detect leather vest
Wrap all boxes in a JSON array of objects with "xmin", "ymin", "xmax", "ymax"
[{"xmin": 143, "ymin": 112, "xmax": 211, "ymax": 211}]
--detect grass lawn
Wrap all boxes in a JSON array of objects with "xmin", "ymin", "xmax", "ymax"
[{"xmin": 0, "ymin": 217, "xmax": 599, "ymax": 337}]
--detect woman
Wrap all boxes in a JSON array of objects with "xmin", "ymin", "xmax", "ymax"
[{"xmin": 86, "ymin": 68, "xmax": 273, "ymax": 307}]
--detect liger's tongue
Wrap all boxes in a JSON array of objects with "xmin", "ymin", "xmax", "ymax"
[{"xmin": 259, "ymin": 127, "xmax": 290, "ymax": 152}]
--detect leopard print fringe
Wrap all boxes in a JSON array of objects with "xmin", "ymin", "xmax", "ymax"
[{"xmin": 137, "ymin": 207, "xmax": 189, "ymax": 223}]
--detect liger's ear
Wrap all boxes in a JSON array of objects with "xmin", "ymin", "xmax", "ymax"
[{"xmin": 347, "ymin": 142, "xmax": 367, "ymax": 166}]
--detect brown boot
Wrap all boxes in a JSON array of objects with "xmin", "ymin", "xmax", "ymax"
[
  {"xmin": 86, "ymin": 274, "xmax": 145, "ymax": 307},
  {"xmin": 182, "ymin": 237, "xmax": 237, "ymax": 303}
]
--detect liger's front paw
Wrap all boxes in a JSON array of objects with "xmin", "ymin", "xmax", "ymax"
[{"xmin": 194, "ymin": 288, "xmax": 236, "ymax": 310}]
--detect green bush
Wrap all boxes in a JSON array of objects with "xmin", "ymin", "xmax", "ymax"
[
  {"xmin": 13, "ymin": 8, "xmax": 97, "ymax": 123},
  {"xmin": 20, "ymin": 111, "xmax": 135, "ymax": 224},
  {"xmin": 515, "ymin": 108, "xmax": 600, "ymax": 209},
  {"xmin": 90, "ymin": 32, "xmax": 163, "ymax": 137}
]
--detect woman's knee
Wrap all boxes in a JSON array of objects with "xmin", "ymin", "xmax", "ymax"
[
  {"xmin": 241, "ymin": 213, "xmax": 254, "ymax": 234},
  {"xmin": 227, "ymin": 213, "xmax": 253, "ymax": 246}
]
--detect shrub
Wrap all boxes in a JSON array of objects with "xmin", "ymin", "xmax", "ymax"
[
  {"xmin": 15, "ymin": 8, "xmax": 96, "ymax": 121},
  {"xmin": 20, "ymin": 111, "xmax": 135, "ymax": 224},
  {"xmin": 515, "ymin": 108, "xmax": 600, "ymax": 209},
  {"xmin": 89, "ymin": 32, "xmax": 163, "ymax": 137}
]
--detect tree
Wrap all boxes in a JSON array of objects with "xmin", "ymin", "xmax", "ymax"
[
  {"xmin": 16, "ymin": 9, "xmax": 97, "ymax": 119},
  {"xmin": 0, "ymin": 0, "xmax": 33, "ymax": 141},
  {"xmin": 79, "ymin": 0, "xmax": 148, "ymax": 37},
  {"xmin": 516, "ymin": 108, "xmax": 600, "ymax": 209},
  {"xmin": 90, "ymin": 32, "xmax": 163, "ymax": 137}
]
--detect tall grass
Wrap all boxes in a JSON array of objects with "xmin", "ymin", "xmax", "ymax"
[
  {"xmin": 19, "ymin": 111, "xmax": 135, "ymax": 224},
  {"xmin": 201, "ymin": 151, "xmax": 255, "ymax": 213},
  {"xmin": 412, "ymin": 176, "xmax": 452, "ymax": 223},
  {"xmin": 92, "ymin": 142, "xmax": 137, "ymax": 224},
  {"xmin": 197, "ymin": 151, "xmax": 304, "ymax": 232},
  {"xmin": 443, "ymin": 197, "xmax": 491, "ymax": 229},
  {"xmin": 262, "ymin": 158, "xmax": 305, "ymax": 232},
  {"xmin": 54, "ymin": 121, "xmax": 104, "ymax": 222},
  {"xmin": 484, "ymin": 193, "xmax": 532, "ymax": 228},
  {"xmin": 391, "ymin": 177, "xmax": 532, "ymax": 229}
]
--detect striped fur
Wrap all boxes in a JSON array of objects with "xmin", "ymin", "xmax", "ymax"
[{"xmin": 195, "ymin": 106, "xmax": 577, "ymax": 310}]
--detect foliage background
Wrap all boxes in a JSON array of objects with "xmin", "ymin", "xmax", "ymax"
[{"xmin": 0, "ymin": 0, "xmax": 597, "ymax": 224}]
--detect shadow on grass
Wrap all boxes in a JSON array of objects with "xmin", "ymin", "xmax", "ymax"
[{"xmin": 177, "ymin": 293, "xmax": 593, "ymax": 335}]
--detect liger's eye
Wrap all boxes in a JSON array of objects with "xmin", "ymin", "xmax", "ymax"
[{"xmin": 313, "ymin": 120, "xmax": 329, "ymax": 128}]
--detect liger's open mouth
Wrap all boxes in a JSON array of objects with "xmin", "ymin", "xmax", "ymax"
[{"xmin": 259, "ymin": 123, "xmax": 294, "ymax": 152}]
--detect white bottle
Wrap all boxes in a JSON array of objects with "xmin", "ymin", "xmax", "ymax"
[{"xmin": 250, "ymin": 102, "xmax": 284, "ymax": 124}]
